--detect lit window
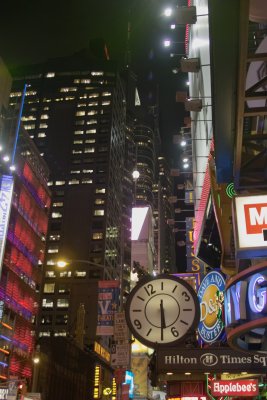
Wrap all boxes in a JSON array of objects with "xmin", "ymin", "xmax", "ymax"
[
  {"xmin": 52, "ymin": 212, "xmax": 62, "ymax": 219},
  {"xmin": 88, "ymin": 101, "xmax": 98, "ymax": 106},
  {"xmin": 69, "ymin": 179, "xmax": 79, "ymax": 185},
  {"xmin": 102, "ymin": 101, "xmax": 110, "ymax": 106},
  {"xmin": 86, "ymin": 129, "xmax": 96, "ymax": 134},
  {"xmin": 88, "ymin": 110, "xmax": 98, "ymax": 115},
  {"xmin": 49, "ymin": 234, "xmax": 60, "ymax": 241},
  {"xmin": 82, "ymin": 179, "xmax": 93, "ymax": 184},
  {"xmin": 42, "ymin": 299, "xmax": 54, "ymax": 308},
  {"xmin": 46, "ymin": 72, "xmax": 55, "ymax": 78},
  {"xmin": 74, "ymin": 130, "xmax": 84, "ymax": 135},
  {"xmin": 57, "ymin": 299, "xmax": 69, "ymax": 308},
  {"xmin": 58, "ymin": 284, "xmax": 70, "ymax": 294},
  {"xmin": 38, "ymin": 132, "xmax": 46, "ymax": 138},
  {"xmin": 10, "ymin": 92, "xmax": 22, "ymax": 98},
  {"xmin": 95, "ymin": 199, "xmax": 105, "ymax": 205},
  {"xmin": 91, "ymin": 71, "xmax": 104, "ymax": 76},
  {"xmin": 24, "ymin": 124, "xmax": 35, "ymax": 130},
  {"xmin": 55, "ymin": 181, "xmax": 65, "ymax": 186},
  {"xmin": 83, "ymin": 169, "xmax": 93, "ymax": 173},
  {"xmin": 79, "ymin": 94, "xmax": 87, "ymax": 99},
  {"xmin": 70, "ymin": 170, "xmax": 81, "ymax": 174},
  {"xmin": 84, "ymin": 147, "xmax": 95, "ymax": 153},
  {"xmin": 53, "ymin": 202, "xmax": 63, "ymax": 207},
  {"xmin": 87, "ymin": 120, "xmax": 97, "ymax": 125},
  {"xmin": 54, "ymin": 331, "xmax": 67, "ymax": 337},
  {"xmin": 94, "ymin": 210, "xmax": 104, "ymax": 216},
  {"xmin": 47, "ymin": 259, "xmax": 56, "ymax": 266},
  {"xmin": 89, "ymin": 93, "xmax": 99, "ymax": 99},
  {"xmin": 77, "ymin": 103, "xmax": 86, "ymax": 107},
  {"xmin": 72, "ymin": 150, "xmax": 82, "ymax": 154},
  {"xmin": 76, "ymin": 111, "xmax": 86, "ymax": 116},
  {"xmin": 74, "ymin": 79, "xmax": 80, "ymax": 83},
  {"xmin": 44, "ymin": 283, "xmax": 55, "ymax": 294},
  {"xmin": 73, "ymin": 140, "xmax": 83, "ymax": 145},
  {"xmin": 59, "ymin": 271, "xmax": 72, "ymax": 278},
  {"xmin": 45, "ymin": 271, "xmax": 56, "ymax": 278},
  {"xmin": 48, "ymin": 247, "xmax": 59, "ymax": 254},
  {"xmin": 39, "ymin": 331, "xmax": 51, "ymax": 337},
  {"xmin": 75, "ymin": 120, "xmax": 85, "ymax": 125},
  {"xmin": 74, "ymin": 271, "xmax": 86, "ymax": 277},
  {"xmin": 92, "ymin": 232, "xmax": 104, "ymax": 240},
  {"xmin": 25, "ymin": 90, "xmax": 37, "ymax": 96},
  {"xmin": 21, "ymin": 116, "xmax": 36, "ymax": 121},
  {"xmin": 81, "ymin": 79, "xmax": 91, "ymax": 83},
  {"xmin": 40, "ymin": 114, "xmax": 49, "ymax": 119},
  {"xmin": 60, "ymin": 87, "xmax": 77, "ymax": 92},
  {"xmin": 95, "ymin": 188, "xmax": 106, "ymax": 194},
  {"xmin": 40, "ymin": 123, "xmax": 48, "ymax": 129},
  {"xmin": 102, "ymin": 92, "xmax": 111, "ymax": 97}
]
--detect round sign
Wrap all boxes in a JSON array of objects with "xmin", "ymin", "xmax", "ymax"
[{"xmin": 197, "ymin": 271, "xmax": 225, "ymax": 343}]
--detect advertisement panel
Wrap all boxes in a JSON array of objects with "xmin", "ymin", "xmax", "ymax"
[
  {"xmin": 211, "ymin": 379, "xmax": 259, "ymax": 397},
  {"xmin": 0, "ymin": 174, "xmax": 14, "ymax": 277},
  {"xmin": 233, "ymin": 194, "xmax": 267, "ymax": 257},
  {"xmin": 96, "ymin": 280, "xmax": 119, "ymax": 335},
  {"xmin": 197, "ymin": 271, "xmax": 225, "ymax": 343}
]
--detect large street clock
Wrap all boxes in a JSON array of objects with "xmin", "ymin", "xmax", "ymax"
[{"xmin": 125, "ymin": 274, "xmax": 200, "ymax": 348}]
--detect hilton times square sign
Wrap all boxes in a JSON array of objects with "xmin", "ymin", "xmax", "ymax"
[{"xmin": 157, "ymin": 348, "xmax": 267, "ymax": 374}]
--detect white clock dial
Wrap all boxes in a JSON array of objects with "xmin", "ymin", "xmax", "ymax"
[{"xmin": 125, "ymin": 275, "xmax": 200, "ymax": 348}]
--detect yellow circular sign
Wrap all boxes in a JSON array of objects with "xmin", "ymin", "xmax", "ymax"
[{"xmin": 103, "ymin": 388, "xmax": 112, "ymax": 396}]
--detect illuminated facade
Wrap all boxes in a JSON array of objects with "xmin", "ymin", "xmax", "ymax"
[{"xmin": 0, "ymin": 127, "xmax": 50, "ymax": 381}]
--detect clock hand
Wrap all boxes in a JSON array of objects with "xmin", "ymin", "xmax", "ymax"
[{"xmin": 160, "ymin": 299, "xmax": 166, "ymax": 340}]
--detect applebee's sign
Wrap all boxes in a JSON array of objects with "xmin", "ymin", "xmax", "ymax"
[
  {"xmin": 211, "ymin": 379, "xmax": 259, "ymax": 397},
  {"xmin": 233, "ymin": 194, "xmax": 267, "ymax": 257}
]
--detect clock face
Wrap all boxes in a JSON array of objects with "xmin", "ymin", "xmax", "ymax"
[{"xmin": 125, "ymin": 275, "xmax": 200, "ymax": 348}]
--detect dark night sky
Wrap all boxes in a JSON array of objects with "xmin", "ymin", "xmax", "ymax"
[{"xmin": 0, "ymin": 0, "xmax": 187, "ymax": 162}]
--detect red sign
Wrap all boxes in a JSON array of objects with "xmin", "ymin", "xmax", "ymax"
[
  {"xmin": 121, "ymin": 384, "xmax": 130, "ymax": 400},
  {"xmin": 211, "ymin": 379, "xmax": 259, "ymax": 397},
  {"xmin": 244, "ymin": 203, "xmax": 267, "ymax": 234}
]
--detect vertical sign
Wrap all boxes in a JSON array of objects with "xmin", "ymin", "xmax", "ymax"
[
  {"xmin": 185, "ymin": 217, "xmax": 206, "ymax": 279},
  {"xmin": 0, "ymin": 175, "xmax": 14, "ymax": 278},
  {"xmin": 96, "ymin": 280, "xmax": 119, "ymax": 335}
]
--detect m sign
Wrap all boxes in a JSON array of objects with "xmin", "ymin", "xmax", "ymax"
[{"xmin": 233, "ymin": 195, "xmax": 267, "ymax": 257}]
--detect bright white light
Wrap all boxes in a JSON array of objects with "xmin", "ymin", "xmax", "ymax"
[
  {"xmin": 182, "ymin": 158, "xmax": 189, "ymax": 162},
  {"xmin": 2, "ymin": 155, "xmax": 10, "ymax": 162},
  {"xmin": 132, "ymin": 170, "xmax": 140, "ymax": 180},
  {"xmin": 186, "ymin": 81, "xmax": 190, "ymax": 86},
  {"xmin": 163, "ymin": 40, "xmax": 171, "ymax": 47},
  {"xmin": 131, "ymin": 207, "xmax": 149, "ymax": 240},
  {"xmin": 0, "ymin": 145, "xmax": 3, "ymax": 152},
  {"xmin": 57, "ymin": 260, "xmax": 68, "ymax": 268},
  {"xmin": 33, "ymin": 356, "xmax": 40, "ymax": 364},
  {"xmin": 9, "ymin": 165, "xmax": 16, "ymax": 171},
  {"xmin": 183, "ymin": 163, "xmax": 189, "ymax": 169},
  {"xmin": 180, "ymin": 140, "xmax": 186, "ymax": 147},
  {"xmin": 164, "ymin": 7, "xmax": 172, "ymax": 17},
  {"xmin": 170, "ymin": 24, "xmax": 176, "ymax": 30}
]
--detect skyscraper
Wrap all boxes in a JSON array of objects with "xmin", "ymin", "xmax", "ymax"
[{"xmin": 9, "ymin": 49, "xmax": 126, "ymax": 342}]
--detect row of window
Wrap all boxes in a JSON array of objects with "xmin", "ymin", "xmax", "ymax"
[
  {"xmin": 39, "ymin": 330, "xmax": 66, "ymax": 337},
  {"xmin": 51, "ymin": 209, "xmax": 104, "ymax": 219},
  {"xmin": 42, "ymin": 298, "xmax": 69, "ymax": 308},
  {"xmin": 41, "ymin": 314, "xmax": 68, "ymax": 325}
]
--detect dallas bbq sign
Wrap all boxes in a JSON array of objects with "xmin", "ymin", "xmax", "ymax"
[{"xmin": 233, "ymin": 194, "xmax": 267, "ymax": 257}]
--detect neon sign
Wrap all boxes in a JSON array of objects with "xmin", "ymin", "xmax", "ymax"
[
  {"xmin": 225, "ymin": 272, "xmax": 267, "ymax": 327},
  {"xmin": 224, "ymin": 262, "xmax": 267, "ymax": 353}
]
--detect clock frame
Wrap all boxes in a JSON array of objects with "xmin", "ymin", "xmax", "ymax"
[{"xmin": 125, "ymin": 274, "xmax": 200, "ymax": 348}]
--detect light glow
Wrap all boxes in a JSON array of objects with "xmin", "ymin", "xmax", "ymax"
[
  {"xmin": 163, "ymin": 40, "xmax": 171, "ymax": 47},
  {"xmin": 164, "ymin": 7, "xmax": 172, "ymax": 17}
]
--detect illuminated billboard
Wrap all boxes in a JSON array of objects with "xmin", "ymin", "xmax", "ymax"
[
  {"xmin": 131, "ymin": 207, "xmax": 154, "ymax": 279},
  {"xmin": 0, "ymin": 174, "xmax": 14, "ymax": 277},
  {"xmin": 233, "ymin": 194, "xmax": 267, "ymax": 257}
]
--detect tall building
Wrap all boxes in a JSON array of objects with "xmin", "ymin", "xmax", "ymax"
[{"xmin": 9, "ymin": 49, "xmax": 126, "ymax": 343}]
